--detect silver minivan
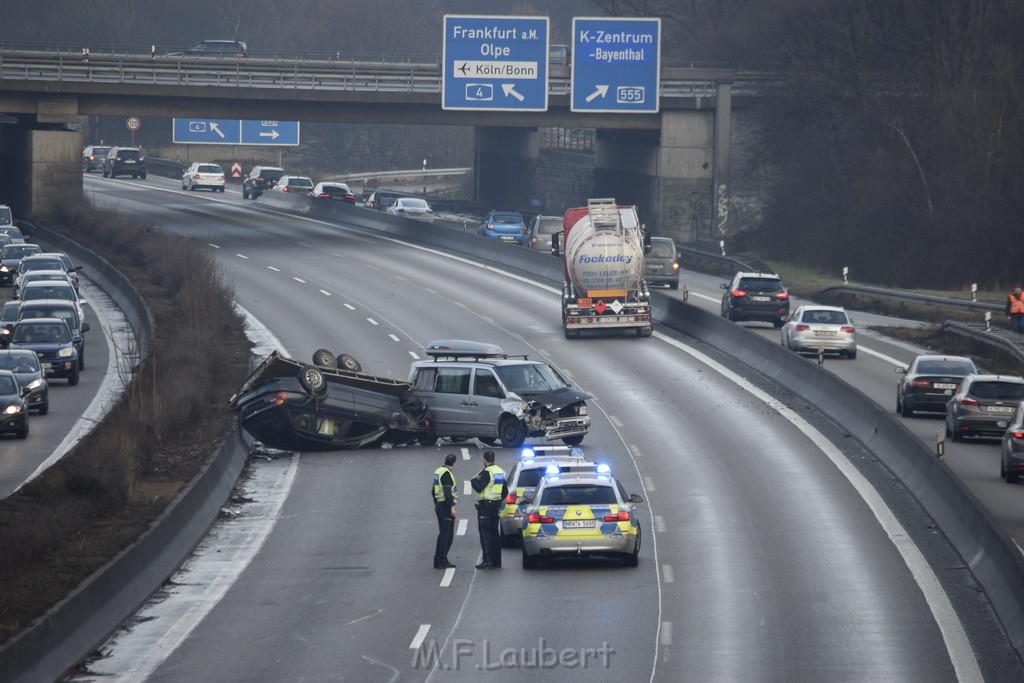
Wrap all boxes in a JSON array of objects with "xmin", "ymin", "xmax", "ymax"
[{"xmin": 408, "ymin": 340, "xmax": 591, "ymax": 448}]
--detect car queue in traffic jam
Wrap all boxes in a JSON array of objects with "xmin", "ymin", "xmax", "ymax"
[{"xmin": 0, "ymin": 210, "xmax": 90, "ymax": 440}]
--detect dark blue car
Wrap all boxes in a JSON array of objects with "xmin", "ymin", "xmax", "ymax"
[
  {"xmin": 7, "ymin": 318, "xmax": 79, "ymax": 385},
  {"xmin": 478, "ymin": 211, "xmax": 527, "ymax": 245}
]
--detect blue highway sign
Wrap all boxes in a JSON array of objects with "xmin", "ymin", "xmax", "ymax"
[
  {"xmin": 172, "ymin": 119, "xmax": 300, "ymax": 146},
  {"xmin": 442, "ymin": 15, "xmax": 549, "ymax": 112},
  {"xmin": 571, "ymin": 17, "xmax": 661, "ymax": 113}
]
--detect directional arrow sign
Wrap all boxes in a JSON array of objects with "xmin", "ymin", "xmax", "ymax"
[
  {"xmin": 442, "ymin": 15, "xmax": 549, "ymax": 111},
  {"xmin": 172, "ymin": 119, "xmax": 299, "ymax": 145},
  {"xmin": 571, "ymin": 17, "xmax": 661, "ymax": 113}
]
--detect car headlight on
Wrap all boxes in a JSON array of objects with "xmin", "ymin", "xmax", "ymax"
[
  {"xmin": 0, "ymin": 266, "xmax": 9, "ymax": 273},
  {"xmin": 3, "ymin": 403, "xmax": 22, "ymax": 415},
  {"xmin": 58, "ymin": 347, "xmax": 74, "ymax": 358},
  {"xmin": 577, "ymin": 403, "xmax": 588, "ymax": 416},
  {"xmin": 26, "ymin": 379, "xmax": 43, "ymax": 390}
]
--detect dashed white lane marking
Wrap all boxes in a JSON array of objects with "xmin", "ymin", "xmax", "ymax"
[
  {"xmin": 660, "ymin": 621, "xmax": 673, "ymax": 646},
  {"xmin": 644, "ymin": 476, "xmax": 656, "ymax": 492},
  {"xmin": 463, "ymin": 481, "xmax": 472, "ymax": 496},
  {"xmin": 609, "ymin": 415, "xmax": 624, "ymax": 428},
  {"xmin": 457, "ymin": 519, "xmax": 468, "ymax": 536},
  {"xmin": 409, "ymin": 351, "xmax": 420, "ymax": 359},
  {"xmin": 859, "ymin": 345, "xmax": 907, "ymax": 367},
  {"xmin": 367, "ymin": 318, "xmax": 379, "ymax": 325},
  {"xmin": 293, "ymin": 277, "xmax": 305, "ymax": 283},
  {"xmin": 654, "ymin": 331, "xmax": 982, "ymax": 683},
  {"xmin": 630, "ymin": 444, "xmax": 643, "ymax": 458},
  {"xmin": 461, "ymin": 447, "xmax": 471, "ymax": 460},
  {"xmin": 235, "ymin": 253, "xmax": 249, "ymax": 259},
  {"xmin": 662, "ymin": 564, "xmax": 674, "ymax": 583},
  {"xmin": 654, "ymin": 515, "xmax": 666, "ymax": 533},
  {"xmin": 343, "ymin": 303, "xmax": 356, "ymax": 311},
  {"xmin": 389, "ymin": 334, "xmax": 400, "ymax": 342},
  {"xmin": 318, "ymin": 289, "xmax": 331, "ymax": 296},
  {"xmin": 207, "ymin": 243, "xmax": 220, "ymax": 249},
  {"xmin": 267, "ymin": 266, "xmax": 280, "ymax": 272},
  {"xmin": 410, "ymin": 625, "xmax": 431, "ymax": 650},
  {"xmin": 440, "ymin": 568, "xmax": 455, "ymax": 588}
]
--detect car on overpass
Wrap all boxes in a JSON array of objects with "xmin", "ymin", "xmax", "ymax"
[{"xmin": 166, "ymin": 40, "xmax": 248, "ymax": 59}]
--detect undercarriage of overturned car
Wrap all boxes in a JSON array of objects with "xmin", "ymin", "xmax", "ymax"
[{"xmin": 228, "ymin": 349, "xmax": 430, "ymax": 451}]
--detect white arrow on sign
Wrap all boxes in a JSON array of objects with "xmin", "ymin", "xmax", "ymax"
[
  {"xmin": 501, "ymin": 84, "xmax": 525, "ymax": 102},
  {"xmin": 585, "ymin": 85, "xmax": 609, "ymax": 102},
  {"xmin": 209, "ymin": 122, "xmax": 226, "ymax": 139},
  {"xmin": 259, "ymin": 130, "xmax": 280, "ymax": 140}
]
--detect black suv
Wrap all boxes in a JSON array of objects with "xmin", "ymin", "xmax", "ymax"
[
  {"xmin": 103, "ymin": 147, "xmax": 146, "ymax": 179},
  {"xmin": 720, "ymin": 271, "xmax": 790, "ymax": 326},
  {"xmin": 243, "ymin": 166, "xmax": 286, "ymax": 199}
]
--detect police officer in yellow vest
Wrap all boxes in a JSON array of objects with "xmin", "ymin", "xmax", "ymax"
[
  {"xmin": 431, "ymin": 454, "xmax": 458, "ymax": 569},
  {"xmin": 1007, "ymin": 286, "xmax": 1024, "ymax": 335},
  {"xmin": 470, "ymin": 450, "xmax": 508, "ymax": 569}
]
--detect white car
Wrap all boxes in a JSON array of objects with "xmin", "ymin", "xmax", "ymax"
[
  {"xmin": 182, "ymin": 163, "xmax": 226, "ymax": 192},
  {"xmin": 386, "ymin": 197, "xmax": 435, "ymax": 223},
  {"xmin": 781, "ymin": 305, "xmax": 857, "ymax": 359}
]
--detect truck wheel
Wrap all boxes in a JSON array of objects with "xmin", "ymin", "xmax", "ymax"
[
  {"xmin": 498, "ymin": 417, "xmax": 527, "ymax": 449},
  {"xmin": 637, "ymin": 327, "xmax": 653, "ymax": 337},
  {"xmin": 564, "ymin": 328, "xmax": 580, "ymax": 339},
  {"xmin": 312, "ymin": 348, "xmax": 337, "ymax": 369},
  {"xmin": 562, "ymin": 435, "xmax": 584, "ymax": 446}
]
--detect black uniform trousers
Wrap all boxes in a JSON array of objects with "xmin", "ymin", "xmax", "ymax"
[
  {"xmin": 476, "ymin": 501, "xmax": 501, "ymax": 566},
  {"xmin": 434, "ymin": 502, "xmax": 455, "ymax": 566}
]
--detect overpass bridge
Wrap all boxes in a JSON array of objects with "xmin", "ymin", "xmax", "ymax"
[{"xmin": 0, "ymin": 46, "xmax": 744, "ymax": 238}]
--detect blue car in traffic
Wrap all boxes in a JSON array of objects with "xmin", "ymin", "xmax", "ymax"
[{"xmin": 478, "ymin": 211, "xmax": 527, "ymax": 245}]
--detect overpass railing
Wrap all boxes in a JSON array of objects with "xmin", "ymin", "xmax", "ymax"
[{"xmin": 0, "ymin": 49, "xmax": 738, "ymax": 98}]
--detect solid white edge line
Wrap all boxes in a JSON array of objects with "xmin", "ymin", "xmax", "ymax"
[
  {"xmin": 653, "ymin": 330, "xmax": 982, "ymax": 682},
  {"xmin": 440, "ymin": 568, "xmax": 455, "ymax": 588},
  {"xmin": 410, "ymin": 624, "xmax": 431, "ymax": 650}
]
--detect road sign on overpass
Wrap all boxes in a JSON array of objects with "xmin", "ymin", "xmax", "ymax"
[
  {"xmin": 571, "ymin": 17, "xmax": 661, "ymax": 113},
  {"xmin": 172, "ymin": 119, "xmax": 300, "ymax": 145},
  {"xmin": 442, "ymin": 15, "xmax": 549, "ymax": 112}
]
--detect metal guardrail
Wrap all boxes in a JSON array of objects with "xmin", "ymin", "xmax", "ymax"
[
  {"xmin": 820, "ymin": 283, "xmax": 1002, "ymax": 313},
  {"xmin": 0, "ymin": 50, "xmax": 729, "ymax": 98}
]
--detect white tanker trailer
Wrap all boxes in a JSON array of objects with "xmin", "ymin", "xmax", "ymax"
[{"xmin": 551, "ymin": 198, "xmax": 653, "ymax": 338}]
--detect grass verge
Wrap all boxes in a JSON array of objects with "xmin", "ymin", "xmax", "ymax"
[{"xmin": 0, "ymin": 196, "xmax": 251, "ymax": 643}]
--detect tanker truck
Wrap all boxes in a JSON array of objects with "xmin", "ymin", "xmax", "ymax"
[{"xmin": 551, "ymin": 198, "xmax": 653, "ymax": 339}]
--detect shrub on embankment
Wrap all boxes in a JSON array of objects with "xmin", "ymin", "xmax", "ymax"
[{"xmin": 0, "ymin": 196, "xmax": 251, "ymax": 642}]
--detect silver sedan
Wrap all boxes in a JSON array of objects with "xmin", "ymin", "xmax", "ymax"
[{"xmin": 781, "ymin": 305, "xmax": 857, "ymax": 359}]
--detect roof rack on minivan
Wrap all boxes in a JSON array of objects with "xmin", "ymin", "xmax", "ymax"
[{"xmin": 423, "ymin": 339, "xmax": 529, "ymax": 361}]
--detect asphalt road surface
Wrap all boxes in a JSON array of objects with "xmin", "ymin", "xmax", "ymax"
[{"xmin": 67, "ymin": 174, "xmax": 1022, "ymax": 681}]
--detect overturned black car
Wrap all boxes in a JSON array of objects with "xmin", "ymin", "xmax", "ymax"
[{"xmin": 229, "ymin": 349, "xmax": 429, "ymax": 451}]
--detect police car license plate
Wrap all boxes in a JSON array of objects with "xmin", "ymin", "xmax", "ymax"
[
  {"xmin": 933, "ymin": 383, "xmax": 957, "ymax": 390},
  {"xmin": 562, "ymin": 520, "xmax": 596, "ymax": 528}
]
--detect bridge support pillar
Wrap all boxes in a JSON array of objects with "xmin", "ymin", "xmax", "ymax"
[
  {"xmin": 0, "ymin": 119, "xmax": 81, "ymax": 221},
  {"xmin": 473, "ymin": 127, "xmax": 539, "ymax": 209}
]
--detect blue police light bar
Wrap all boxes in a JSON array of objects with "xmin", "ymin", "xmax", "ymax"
[
  {"xmin": 596, "ymin": 463, "xmax": 611, "ymax": 474},
  {"xmin": 570, "ymin": 448, "xmax": 584, "ymax": 458},
  {"xmin": 521, "ymin": 447, "xmax": 536, "ymax": 459},
  {"xmin": 545, "ymin": 464, "xmax": 560, "ymax": 476}
]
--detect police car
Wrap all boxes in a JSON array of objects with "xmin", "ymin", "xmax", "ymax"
[
  {"xmin": 520, "ymin": 463, "xmax": 644, "ymax": 569},
  {"xmin": 499, "ymin": 446, "xmax": 599, "ymax": 546}
]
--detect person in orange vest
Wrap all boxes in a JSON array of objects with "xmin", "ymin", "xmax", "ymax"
[{"xmin": 1007, "ymin": 286, "xmax": 1024, "ymax": 335}]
